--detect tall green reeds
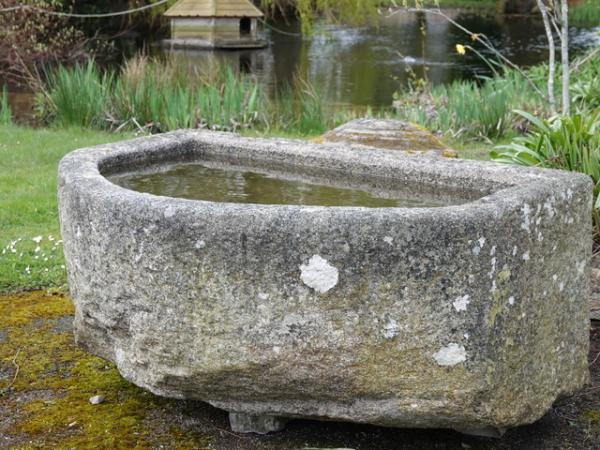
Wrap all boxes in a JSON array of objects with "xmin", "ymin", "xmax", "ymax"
[
  {"xmin": 0, "ymin": 86, "xmax": 12, "ymax": 125},
  {"xmin": 39, "ymin": 56, "xmax": 339, "ymax": 135},
  {"xmin": 266, "ymin": 78, "xmax": 331, "ymax": 135},
  {"xmin": 570, "ymin": 0, "xmax": 600, "ymax": 27},
  {"xmin": 394, "ymin": 50, "xmax": 599, "ymax": 140},
  {"xmin": 43, "ymin": 61, "xmax": 113, "ymax": 128}
]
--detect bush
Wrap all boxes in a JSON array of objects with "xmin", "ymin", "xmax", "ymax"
[
  {"xmin": 0, "ymin": 0, "xmax": 87, "ymax": 80},
  {"xmin": 491, "ymin": 109, "xmax": 600, "ymax": 237}
]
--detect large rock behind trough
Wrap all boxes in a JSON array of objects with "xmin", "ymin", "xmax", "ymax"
[
  {"xmin": 58, "ymin": 131, "xmax": 591, "ymax": 437},
  {"xmin": 322, "ymin": 118, "xmax": 458, "ymax": 157}
]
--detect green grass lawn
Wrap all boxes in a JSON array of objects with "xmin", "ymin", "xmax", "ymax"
[
  {"xmin": 0, "ymin": 125, "xmax": 494, "ymax": 293},
  {"xmin": 0, "ymin": 126, "xmax": 134, "ymax": 293}
]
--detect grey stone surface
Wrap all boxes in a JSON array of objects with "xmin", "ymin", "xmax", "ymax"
[
  {"xmin": 58, "ymin": 130, "xmax": 592, "ymax": 434},
  {"xmin": 228, "ymin": 412, "xmax": 288, "ymax": 434},
  {"xmin": 89, "ymin": 395, "xmax": 105, "ymax": 405},
  {"xmin": 321, "ymin": 118, "xmax": 458, "ymax": 157},
  {"xmin": 591, "ymin": 256, "xmax": 600, "ymax": 320}
]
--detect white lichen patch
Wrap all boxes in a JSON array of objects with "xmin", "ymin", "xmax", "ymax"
[
  {"xmin": 488, "ymin": 257, "xmax": 497, "ymax": 279},
  {"xmin": 543, "ymin": 199, "xmax": 556, "ymax": 218},
  {"xmin": 521, "ymin": 203, "xmax": 532, "ymax": 232},
  {"xmin": 433, "ymin": 343, "xmax": 467, "ymax": 366},
  {"xmin": 383, "ymin": 236, "xmax": 394, "ymax": 246},
  {"xmin": 453, "ymin": 295, "xmax": 470, "ymax": 312},
  {"xmin": 299, "ymin": 255, "xmax": 339, "ymax": 294},
  {"xmin": 382, "ymin": 318, "xmax": 400, "ymax": 339},
  {"xmin": 164, "ymin": 206, "xmax": 177, "ymax": 219}
]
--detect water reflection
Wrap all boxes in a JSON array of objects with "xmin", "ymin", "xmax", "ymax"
[
  {"xmin": 157, "ymin": 10, "xmax": 598, "ymax": 107},
  {"xmin": 108, "ymin": 162, "xmax": 452, "ymax": 208}
]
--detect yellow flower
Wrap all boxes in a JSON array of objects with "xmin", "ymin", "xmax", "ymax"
[{"xmin": 455, "ymin": 44, "xmax": 466, "ymax": 55}]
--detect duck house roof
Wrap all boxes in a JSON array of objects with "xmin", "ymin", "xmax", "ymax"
[{"xmin": 164, "ymin": 0, "xmax": 264, "ymax": 18}]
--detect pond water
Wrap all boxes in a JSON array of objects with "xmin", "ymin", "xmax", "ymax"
[
  {"xmin": 108, "ymin": 162, "xmax": 450, "ymax": 207},
  {"xmin": 4, "ymin": 9, "xmax": 599, "ymax": 120},
  {"xmin": 153, "ymin": 10, "xmax": 599, "ymax": 107}
]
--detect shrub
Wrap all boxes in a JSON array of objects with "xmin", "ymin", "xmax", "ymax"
[{"xmin": 491, "ymin": 109, "xmax": 600, "ymax": 237}]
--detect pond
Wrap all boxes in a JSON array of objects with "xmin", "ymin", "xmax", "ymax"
[
  {"xmin": 152, "ymin": 9, "xmax": 599, "ymax": 107},
  {"xmin": 4, "ymin": 8, "xmax": 599, "ymax": 120}
]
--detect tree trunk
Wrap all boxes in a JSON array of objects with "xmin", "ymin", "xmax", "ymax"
[
  {"xmin": 535, "ymin": 0, "xmax": 556, "ymax": 115},
  {"xmin": 560, "ymin": 0, "xmax": 570, "ymax": 115}
]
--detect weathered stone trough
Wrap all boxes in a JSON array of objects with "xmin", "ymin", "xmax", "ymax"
[{"xmin": 58, "ymin": 130, "xmax": 592, "ymax": 437}]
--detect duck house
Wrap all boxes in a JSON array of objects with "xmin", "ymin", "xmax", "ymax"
[{"xmin": 164, "ymin": 0, "xmax": 267, "ymax": 49}]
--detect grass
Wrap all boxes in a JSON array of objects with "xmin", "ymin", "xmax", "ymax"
[{"xmin": 0, "ymin": 125, "xmax": 133, "ymax": 293}]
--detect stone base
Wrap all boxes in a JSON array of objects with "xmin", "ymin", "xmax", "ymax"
[
  {"xmin": 162, "ymin": 38, "xmax": 268, "ymax": 50},
  {"xmin": 228, "ymin": 412, "xmax": 288, "ymax": 434}
]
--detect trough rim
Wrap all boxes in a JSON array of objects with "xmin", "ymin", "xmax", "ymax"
[{"xmin": 58, "ymin": 129, "xmax": 593, "ymax": 219}]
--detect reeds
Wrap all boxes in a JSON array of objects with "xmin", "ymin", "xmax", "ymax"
[
  {"xmin": 394, "ymin": 51, "xmax": 599, "ymax": 140},
  {"xmin": 570, "ymin": 0, "xmax": 600, "ymax": 28},
  {"xmin": 0, "ymin": 86, "xmax": 12, "ymax": 125},
  {"xmin": 39, "ymin": 56, "xmax": 341, "ymax": 135}
]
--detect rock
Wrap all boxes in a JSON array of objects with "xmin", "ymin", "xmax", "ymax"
[
  {"xmin": 321, "ymin": 118, "xmax": 458, "ymax": 157},
  {"xmin": 591, "ymin": 265, "xmax": 600, "ymax": 320},
  {"xmin": 591, "ymin": 293, "xmax": 600, "ymax": 321},
  {"xmin": 59, "ymin": 130, "xmax": 591, "ymax": 435},
  {"xmin": 89, "ymin": 395, "xmax": 105, "ymax": 405}
]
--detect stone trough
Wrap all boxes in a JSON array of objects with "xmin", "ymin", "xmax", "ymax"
[{"xmin": 58, "ymin": 130, "xmax": 592, "ymax": 437}]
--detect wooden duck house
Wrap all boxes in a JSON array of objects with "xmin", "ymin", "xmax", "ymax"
[{"xmin": 164, "ymin": 0, "xmax": 267, "ymax": 49}]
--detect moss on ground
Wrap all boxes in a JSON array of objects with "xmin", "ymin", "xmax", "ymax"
[{"xmin": 0, "ymin": 290, "xmax": 210, "ymax": 449}]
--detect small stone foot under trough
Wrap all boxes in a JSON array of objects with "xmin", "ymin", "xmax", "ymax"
[{"xmin": 228, "ymin": 412, "xmax": 288, "ymax": 434}]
